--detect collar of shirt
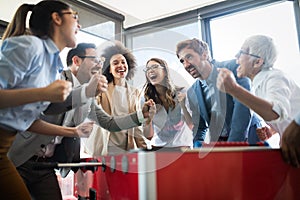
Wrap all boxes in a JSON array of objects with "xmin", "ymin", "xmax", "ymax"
[
  {"xmin": 206, "ymin": 64, "xmax": 218, "ymax": 86},
  {"xmin": 44, "ymin": 38, "xmax": 64, "ymax": 73},
  {"xmin": 44, "ymin": 38, "xmax": 59, "ymax": 55},
  {"xmin": 252, "ymin": 67, "xmax": 274, "ymax": 92}
]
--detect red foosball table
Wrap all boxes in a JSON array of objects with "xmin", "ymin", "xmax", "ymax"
[{"xmin": 83, "ymin": 145, "xmax": 300, "ymax": 200}]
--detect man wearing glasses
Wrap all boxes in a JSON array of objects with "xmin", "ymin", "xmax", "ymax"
[
  {"xmin": 217, "ymin": 35, "xmax": 300, "ymax": 151},
  {"xmin": 7, "ymin": 43, "xmax": 107, "ymax": 199},
  {"xmin": 8, "ymin": 43, "xmax": 155, "ymax": 199},
  {"xmin": 176, "ymin": 38, "xmax": 263, "ymax": 147}
]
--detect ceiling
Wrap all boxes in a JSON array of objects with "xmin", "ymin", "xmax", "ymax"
[
  {"xmin": 2, "ymin": 0, "xmax": 225, "ymax": 28},
  {"xmin": 93, "ymin": 0, "xmax": 225, "ymax": 28}
]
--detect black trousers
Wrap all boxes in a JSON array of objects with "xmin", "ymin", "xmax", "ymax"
[{"xmin": 17, "ymin": 157, "xmax": 62, "ymax": 200}]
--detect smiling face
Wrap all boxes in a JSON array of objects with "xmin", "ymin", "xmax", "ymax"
[
  {"xmin": 58, "ymin": 9, "xmax": 81, "ymax": 49},
  {"xmin": 235, "ymin": 46, "xmax": 260, "ymax": 79},
  {"xmin": 109, "ymin": 54, "xmax": 128, "ymax": 81},
  {"xmin": 76, "ymin": 48, "xmax": 102, "ymax": 83},
  {"xmin": 177, "ymin": 47, "xmax": 212, "ymax": 80},
  {"xmin": 145, "ymin": 60, "xmax": 166, "ymax": 86}
]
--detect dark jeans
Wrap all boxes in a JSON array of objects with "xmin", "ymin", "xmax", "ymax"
[{"xmin": 17, "ymin": 158, "xmax": 62, "ymax": 200}]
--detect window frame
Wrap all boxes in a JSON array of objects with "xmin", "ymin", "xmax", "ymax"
[
  {"xmin": 65, "ymin": 0, "xmax": 124, "ymax": 41},
  {"xmin": 124, "ymin": 0, "xmax": 300, "ymax": 53},
  {"xmin": 199, "ymin": 0, "xmax": 300, "ymax": 56},
  {"xmin": 0, "ymin": 0, "xmax": 124, "ymax": 41},
  {"xmin": 0, "ymin": 20, "xmax": 8, "ymax": 39}
]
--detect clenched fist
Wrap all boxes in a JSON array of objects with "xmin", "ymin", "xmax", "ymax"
[
  {"xmin": 216, "ymin": 68, "xmax": 238, "ymax": 94},
  {"xmin": 142, "ymin": 99, "xmax": 156, "ymax": 124},
  {"xmin": 44, "ymin": 80, "xmax": 72, "ymax": 102},
  {"xmin": 177, "ymin": 91, "xmax": 187, "ymax": 107},
  {"xmin": 86, "ymin": 74, "xmax": 108, "ymax": 97},
  {"xmin": 256, "ymin": 126, "xmax": 276, "ymax": 141},
  {"xmin": 75, "ymin": 121, "xmax": 95, "ymax": 138}
]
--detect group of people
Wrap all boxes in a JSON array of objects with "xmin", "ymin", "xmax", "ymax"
[
  {"xmin": 1, "ymin": 0, "xmax": 300, "ymax": 199},
  {"xmin": 0, "ymin": 1, "xmax": 155, "ymax": 199},
  {"xmin": 176, "ymin": 36, "xmax": 300, "ymax": 168}
]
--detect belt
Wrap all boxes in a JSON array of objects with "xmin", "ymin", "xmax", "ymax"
[
  {"xmin": 0, "ymin": 127, "xmax": 17, "ymax": 135},
  {"xmin": 29, "ymin": 155, "xmax": 54, "ymax": 162}
]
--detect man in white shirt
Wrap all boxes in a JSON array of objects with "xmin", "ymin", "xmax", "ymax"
[{"xmin": 216, "ymin": 35, "xmax": 300, "ymax": 147}]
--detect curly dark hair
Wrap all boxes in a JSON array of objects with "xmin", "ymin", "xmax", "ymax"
[{"xmin": 100, "ymin": 40, "xmax": 137, "ymax": 83}]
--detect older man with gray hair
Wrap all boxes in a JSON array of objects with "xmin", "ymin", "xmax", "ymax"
[{"xmin": 217, "ymin": 35, "xmax": 300, "ymax": 150}]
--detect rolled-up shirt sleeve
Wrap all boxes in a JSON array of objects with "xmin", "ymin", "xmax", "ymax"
[
  {"xmin": 253, "ymin": 70, "xmax": 293, "ymax": 123},
  {"xmin": 267, "ymin": 76, "xmax": 292, "ymax": 122}
]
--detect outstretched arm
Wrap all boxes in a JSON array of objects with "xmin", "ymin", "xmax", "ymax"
[
  {"xmin": 91, "ymin": 99, "xmax": 156, "ymax": 132},
  {"xmin": 28, "ymin": 119, "xmax": 94, "ymax": 138}
]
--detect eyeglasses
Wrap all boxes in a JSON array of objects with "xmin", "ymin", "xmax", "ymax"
[
  {"xmin": 236, "ymin": 50, "xmax": 260, "ymax": 58},
  {"xmin": 78, "ymin": 56, "xmax": 105, "ymax": 65},
  {"xmin": 179, "ymin": 54, "xmax": 194, "ymax": 64},
  {"xmin": 143, "ymin": 64, "xmax": 164, "ymax": 72},
  {"xmin": 60, "ymin": 11, "xmax": 79, "ymax": 20}
]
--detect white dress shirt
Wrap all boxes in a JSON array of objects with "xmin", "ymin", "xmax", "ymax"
[{"xmin": 252, "ymin": 67, "xmax": 300, "ymax": 135}]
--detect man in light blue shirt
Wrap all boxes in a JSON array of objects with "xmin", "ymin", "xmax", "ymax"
[{"xmin": 8, "ymin": 43, "xmax": 155, "ymax": 200}]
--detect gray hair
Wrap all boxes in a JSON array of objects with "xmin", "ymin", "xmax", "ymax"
[{"xmin": 243, "ymin": 35, "xmax": 277, "ymax": 69}]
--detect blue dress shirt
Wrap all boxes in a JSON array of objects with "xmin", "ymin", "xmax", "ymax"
[{"xmin": 0, "ymin": 35, "xmax": 63, "ymax": 132}]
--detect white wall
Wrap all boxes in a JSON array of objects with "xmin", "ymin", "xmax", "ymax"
[{"xmin": 0, "ymin": 0, "xmax": 39, "ymax": 22}]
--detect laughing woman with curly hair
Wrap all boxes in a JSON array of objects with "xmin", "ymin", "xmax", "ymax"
[{"xmin": 96, "ymin": 41, "xmax": 148, "ymax": 154}]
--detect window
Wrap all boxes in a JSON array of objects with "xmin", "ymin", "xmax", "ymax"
[
  {"xmin": 0, "ymin": 20, "xmax": 7, "ymax": 40},
  {"xmin": 59, "ymin": 0, "xmax": 124, "ymax": 68},
  {"xmin": 210, "ymin": 1, "xmax": 300, "ymax": 85},
  {"xmin": 65, "ymin": 0, "xmax": 123, "ymax": 40},
  {"xmin": 126, "ymin": 21, "xmax": 200, "ymax": 90},
  {"xmin": 60, "ymin": 30, "xmax": 108, "ymax": 68}
]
